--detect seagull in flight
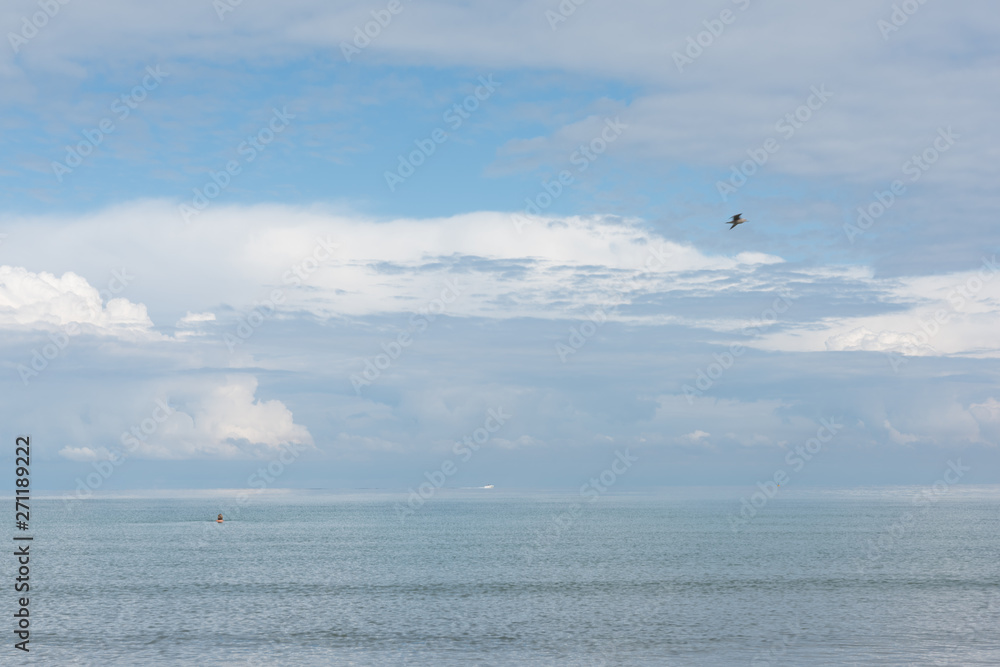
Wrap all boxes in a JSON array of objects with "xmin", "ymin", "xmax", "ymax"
[{"xmin": 726, "ymin": 214, "xmax": 746, "ymax": 230}]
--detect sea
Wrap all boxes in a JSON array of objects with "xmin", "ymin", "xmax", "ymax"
[{"xmin": 12, "ymin": 487, "xmax": 1000, "ymax": 665}]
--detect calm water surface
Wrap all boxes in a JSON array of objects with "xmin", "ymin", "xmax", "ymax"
[{"xmin": 15, "ymin": 489, "xmax": 1000, "ymax": 665}]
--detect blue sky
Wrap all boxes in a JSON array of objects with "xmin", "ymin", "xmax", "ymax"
[{"xmin": 2, "ymin": 0, "xmax": 999, "ymax": 492}]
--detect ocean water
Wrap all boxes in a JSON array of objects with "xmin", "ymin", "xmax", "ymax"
[{"xmin": 16, "ymin": 489, "xmax": 1000, "ymax": 665}]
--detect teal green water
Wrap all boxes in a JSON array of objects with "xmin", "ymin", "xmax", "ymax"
[{"xmin": 16, "ymin": 490, "xmax": 1000, "ymax": 665}]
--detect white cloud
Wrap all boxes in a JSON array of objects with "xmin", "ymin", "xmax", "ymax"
[
  {"xmin": 174, "ymin": 311, "xmax": 216, "ymax": 337},
  {"xmin": 883, "ymin": 419, "xmax": 919, "ymax": 445},
  {"xmin": 178, "ymin": 311, "xmax": 215, "ymax": 324},
  {"xmin": 759, "ymin": 259, "xmax": 1000, "ymax": 358},
  {"xmin": 825, "ymin": 327, "xmax": 935, "ymax": 355},
  {"xmin": 127, "ymin": 375, "xmax": 314, "ymax": 460},
  {"xmin": 683, "ymin": 430, "xmax": 710, "ymax": 443},
  {"xmin": 0, "ymin": 265, "xmax": 154, "ymax": 336},
  {"xmin": 58, "ymin": 446, "xmax": 116, "ymax": 462}
]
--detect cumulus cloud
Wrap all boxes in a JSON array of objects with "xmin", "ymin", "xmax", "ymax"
[
  {"xmin": 883, "ymin": 419, "xmax": 919, "ymax": 445},
  {"xmin": 0, "ymin": 265, "xmax": 154, "ymax": 336},
  {"xmin": 123, "ymin": 375, "xmax": 314, "ymax": 460},
  {"xmin": 825, "ymin": 327, "xmax": 935, "ymax": 355}
]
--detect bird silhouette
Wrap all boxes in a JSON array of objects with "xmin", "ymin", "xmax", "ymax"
[{"xmin": 726, "ymin": 214, "xmax": 746, "ymax": 230}]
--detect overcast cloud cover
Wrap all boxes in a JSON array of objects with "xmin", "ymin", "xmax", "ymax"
[{"xmin": 2, "ymin": 0, "xmax": 998, "ymax": 491}]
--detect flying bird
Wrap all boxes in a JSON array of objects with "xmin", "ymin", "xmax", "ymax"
[{"xmin": 726, "ymin": 214, "xmax": 746, "ymax": 230}]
